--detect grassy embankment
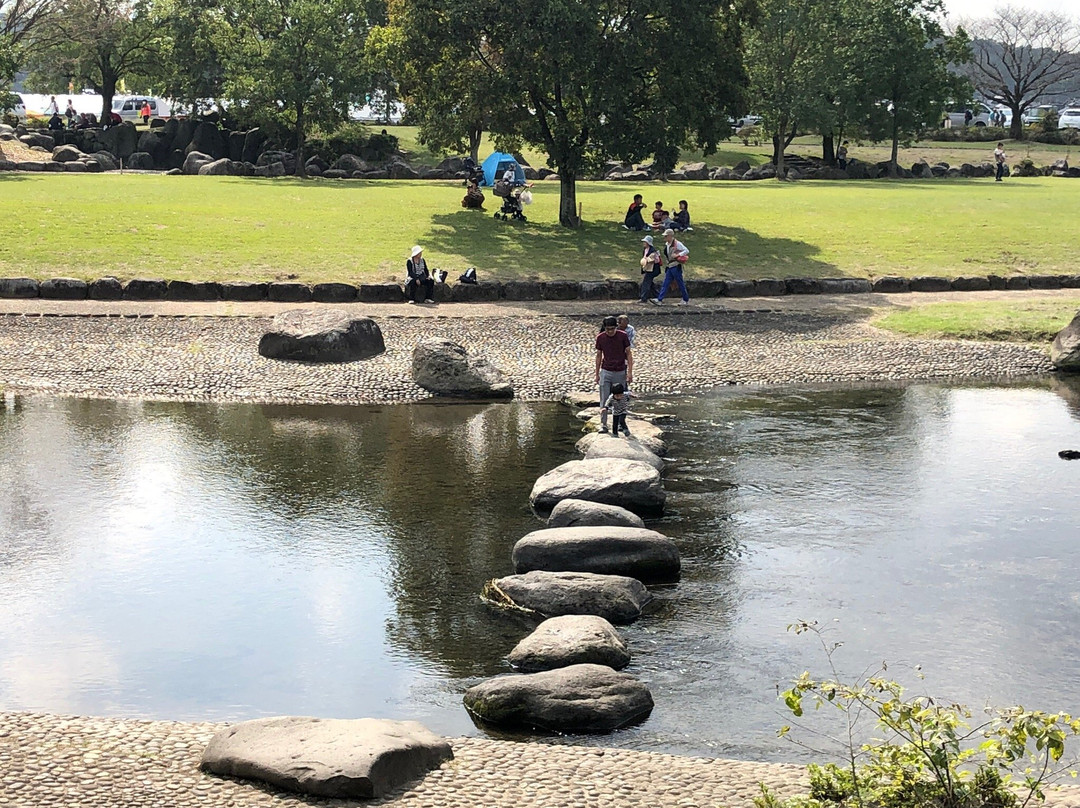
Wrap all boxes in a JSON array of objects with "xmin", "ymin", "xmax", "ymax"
[
  {"xmin": 875, "ymin": 299, "xmax": 1080, "ymax": 343},
  {"xmin": 0, "ymin": 173, "xmax": 1077, "ymax": 284}
]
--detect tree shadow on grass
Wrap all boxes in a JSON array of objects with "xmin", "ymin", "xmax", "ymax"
[{"xmin": 425, "ymin": 212, "xmax": 841, "ymax": 280}]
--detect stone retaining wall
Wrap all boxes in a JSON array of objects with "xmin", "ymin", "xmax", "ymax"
[{"xmin": 2, "ymin": 274, "xmax": 1079, "ymax": 303}]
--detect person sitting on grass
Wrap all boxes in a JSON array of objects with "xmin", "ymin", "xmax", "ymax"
[
  {"xmin": 624, "ymin": 194, "xmax": 648, "ymax": 231},
  {"xmin": 650, "ymin": 200, "xmax": 669, "ymax": 230},
  {"xmin": 600, "ymin": 383, "xmax": 633, "ymax": 438},
  {"xmin": 461, "ymin": 178, "xmax": 485, "ymax": 209},
  {"xmin": 405, "ymin": 245, "xmax": 435, "ymax": 305},
  {"xmin": 665, "ymin": 200, "xmax": 692, "ymax": 232}
]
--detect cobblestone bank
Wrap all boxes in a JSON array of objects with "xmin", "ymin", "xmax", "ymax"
[
  {"xmin": 2, "ymin": 711, "xmax": 1080, "ymax": 808},
  {"xmin": 0, "ymin": 310, "xmax": 1053, "ymax": 404}
]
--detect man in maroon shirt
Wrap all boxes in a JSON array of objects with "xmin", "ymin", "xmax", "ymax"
[{"xmin": 595, "ymin": 316, "xmax": 634, "ymax": 410}]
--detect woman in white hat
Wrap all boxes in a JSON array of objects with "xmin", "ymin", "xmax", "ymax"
[
  {"xmin": 638, "ymin": 234, "xmax": 662, "ymax": 303},
  {"xmin": 405, "ymin": 245, "xmax": 435, "ymax": 304}
]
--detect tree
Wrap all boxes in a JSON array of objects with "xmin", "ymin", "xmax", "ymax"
[
  {"xmin": 139, "ymin": 0, "xmax": 225, "ymax": 111},
  {"xmin": 745, "ymin": 0, "xmax": 823, "ymax": 175},
  {"xmin": 1, "ymin": 0, "xmax": 55, "ymax": 83},
  {"xmin": 959, "ymin": 7, "xmax": 1080, "ymax": 141},
  {"xmin": 395, "ymin": 0, "xmax": 749, "ymax": 227},
  {"xmin": 858, "ymin": 0, "xmax": 969, "ymax": 176},
  {"xmin": 213, "ymin": 0, "xmax": 372, "ymax": 177},
  {"xmin": 23, "ymin": 0, "xmax": 161, "ymax": 120}
]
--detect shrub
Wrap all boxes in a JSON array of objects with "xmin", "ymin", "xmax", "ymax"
[
  {"xmin": 305, "ymin": 121, "xmax": 400, "ymax": 164},
  {"xmin": 738, "ymin": 124, "xmax": 763, "ymax": 146},
  {"xmin": 926, "ymin": 127, "xmax": 1007, "ymax": 143},
  {"xmin": 1030, "ymin": 129, "xmax": 1080, "ymax": 146}
]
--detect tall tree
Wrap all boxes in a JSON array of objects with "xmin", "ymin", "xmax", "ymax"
[
  {"xmin": 213, "ymin": 0, "xmax": 372, "ymax": 177},
  {"xmin": 859, "ymin": 0, "xmax": 969, "ymax": 175},
  {"xmin": 140, "ymin": 0, "xmax": 225, "ymax": 110},
  {"xmin": 958, "ymin": 6, "xmax": 1080, "ymax": 141},
  {"xmin": 1, "ymin": 0, "xmax": 55, "ymax": 83},
  {"xmin": 396, "ymin": 0, "xmax": 749, "ymax": 227},
  {"xmin": 24, "ymin": 0, "xmax": 160, "ymax": 119}
]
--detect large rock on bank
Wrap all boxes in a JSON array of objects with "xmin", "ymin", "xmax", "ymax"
[
  {"xmin": 200, "ymin": 717, "xmax": 452, "ymax": 799},
  {"xmin": 463, "ymin": 664, "xmax": 653, "ymax": 733},
  {"xmin": 1051, "ymin": 312, "xmax": 1080, "ymax": 371},
  {"xmin": 547, "ymin": 499, "xmax": 645, "ymax": 529},
  {"xmin": 530, "ymin": 458, "xmax": 665, "ymax": 517},
  {"xmin": 258, "ymin": 309, "xmax": 385, "ymax": 363},
  {"xmin": 412, "ymin": 337, "xmax": 513, "ymax": 398},
  {"xmin": 483, "ymin": 571, "xmax": 651, "ymax": 625},
  {"xmin": 512, "ymin": 526, "xmax": 680, "ymax": 583},
  {"xmin": 508, "ymin": 615, "xmax": 630, "ymax": 672}
]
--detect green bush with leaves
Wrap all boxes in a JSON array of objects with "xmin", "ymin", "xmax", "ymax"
[
  {"xmin": 767, "ymin": 621, "xmax": 1080, "ymax": 808},
  {"xmin": 927, "ymin": 127, "xmax": 1008, "ymax": 143}
]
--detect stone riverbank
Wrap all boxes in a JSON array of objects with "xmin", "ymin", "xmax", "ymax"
[{"xmin": 0, "ymin": 293, "xmax": 1060, "ymax": 404}]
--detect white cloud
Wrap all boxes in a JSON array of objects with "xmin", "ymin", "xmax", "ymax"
[{"xmin": 945, "ymin": 0, "xmax": 1080, "ymax": 20}]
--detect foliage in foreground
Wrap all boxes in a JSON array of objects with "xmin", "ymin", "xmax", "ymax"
[{"xmin": 763, "ymin": 621, "xmax": 1080, "ymax": 808}]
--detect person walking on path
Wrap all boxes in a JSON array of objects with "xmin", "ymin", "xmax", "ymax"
[
  {"xmin": 617, "ymin": 314, "xmax": 635, "ymax": 347},
  {"xmin": 639, "ymin": 235, "xmax": 662, "ymax": 303},
  {"xmin": 650, "ymin": 228, "xmax": 690, "ymax": 306},
  {"xmin": 405, "ymin": 245, "xmax": 435, "ymax": 304},
  {"xmin": 994, "ymin": 142, "xmax": 1007, "ymax": 182},
  {"xmin": 595, "ymin": 316, "xmax": 633, "ymax": 409},
  {"xmin": 44, "ymin": 95, "xmax": 59, "ymax": 116}
]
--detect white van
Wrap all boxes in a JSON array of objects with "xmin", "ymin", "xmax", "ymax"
[
  {"xmin": 2, "ymin": 92, "xmax": 26, "ymax": 123},
  {"xmin": 111, "ymin": 96, "xmax": 171, "ymax": 122}
]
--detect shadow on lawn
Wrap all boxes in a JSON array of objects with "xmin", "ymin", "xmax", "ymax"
[{"xmin": 425, "ymin": 212, "xmax": 841, "ymax": 279}]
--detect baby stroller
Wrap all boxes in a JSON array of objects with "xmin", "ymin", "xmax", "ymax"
[{"xmin": 494, "ymin": 183, "xmax": 528, "ymax": 222}]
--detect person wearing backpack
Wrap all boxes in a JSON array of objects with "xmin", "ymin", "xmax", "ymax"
[{"xmin": 649, "ymin": 228, "xmax": 690, "ymax": 306}]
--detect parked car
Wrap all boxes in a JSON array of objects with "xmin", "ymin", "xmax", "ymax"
[
  {"xmin": 111, "ymin": 95, "xmax": 171, "ymax": 121},
  {"xmin": 1, "ymin": 92, "xmax": 26, "ymax": 123},
  {"xmin": 735, "ymin": 115, "xmax": 763, "ymax": 129},
  {"xmin": 1021, "ymin": 105, "xmax": 1057, "ymax": 126},
  {"xmin": 942, "ymin": 102, "xmax": 992, "ymax": 127},
  {"xmin": 1057, "ymin": 108, "xmax": 1080, "ymax": 130}
]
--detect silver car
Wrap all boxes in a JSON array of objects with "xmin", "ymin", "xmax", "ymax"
[{"xmin": 942, "ymin": 103, "xmax": 992, "ymax": 127}]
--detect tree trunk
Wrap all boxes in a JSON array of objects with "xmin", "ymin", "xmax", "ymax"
[
  {"xmin": 822, "ymin": 133, "xmax": 835, "ymax": 165},
  {"xmin": 558, "ymin": 172, "xmax": 579, "ymax": 228},
  {"xmin": 468, "ymin": 125, "xmax": 482, "ymax": 163},
  {"xmin": 99, "ymin": 69, "xmax": 118, "ymax": 123},
  {"xmin": 295, "ymin": 100, "xmax": 307, "ymax": 178},
  {"xmin": 889, "ymin": 113, "xmax": 900, "ymax": 177},
  {"xmin": 1010, "ymin": 105, "xmax": 1024, "ymax": 140}
]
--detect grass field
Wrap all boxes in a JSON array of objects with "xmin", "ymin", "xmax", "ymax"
[
  {"xmin": 875, "ymin": 298, "xmax": 1080, "ymax": 342},
  {"xmin": 0, "ymin": 173, "xmax": 1077, "ymax": 283}
]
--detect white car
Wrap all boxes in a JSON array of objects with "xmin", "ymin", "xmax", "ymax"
[
  {"xmin": 1022, "ymin": 105, "xmax": 1057, "ymax": 126},
  {"xmin": 111, "ymin": 96, "xmax": 170, "ymax": 121},
  {"xmin": 2, "ymin": 92, "xmax": 26, "ymax": 123},
  {"xmin": 942, "ymin": 102, "xmax": 992, "ymax": 127},
  {"xmin": 735, "ymin": 115, "xmax": 763, "ymax": 129},
  {"xmin": 1058, "ymin": 108, "xmax": 1080, "ymax": 130}
]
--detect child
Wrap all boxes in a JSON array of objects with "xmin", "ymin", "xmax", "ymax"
[
  {"xmin": 650, "ymin": 201, "xmax": 669, "ymax": 229},
  {"xmin": 600, "ymin": 383, "xmax": 633, "ymax": 437}
]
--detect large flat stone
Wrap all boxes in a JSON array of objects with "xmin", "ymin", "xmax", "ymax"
[
  {"xmin": 483, "ymin": 570, "xmax": 651, "ymax": 625},
  {"xmin": 200, "ymin": 717, "xmax": 452, "ymax": 799},
  {"xmin": 512, "ymin": 526, "xmax": 679, "ymax": 583},
  {"xmin": 508, "ymin": 615, "xmax": 630, "ymax": 672},
  {"xmin": 259, "ymin": 309, "xmax": 385, "ymax": 363},
  {"xmin": 578, "ymin": 416, "xmax": 667, "ymax": 456},
  {"xmin": 547, "ymin": 499, "xmax": 645, "ymax": 529},
  {"xmin": 530, "ymin": 458, "xmax": 665, "ymax": 517},
  {"xmin": 463, "ymin": 664, "xmax": 653, "ymax": 733},
  {"xmin": 583, "ymin": 434, "xmax": 664, "ymax": 471}
]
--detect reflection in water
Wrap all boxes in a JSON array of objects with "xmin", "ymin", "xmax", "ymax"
[{"xmin": 0, "ymin": 381, "xmax": 1078, "ymax": 760}]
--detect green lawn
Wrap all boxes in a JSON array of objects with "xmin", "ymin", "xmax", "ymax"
[
  {"xmin": 875, "ymin": 298, "xmax": 1080, "ymax": 342},
  {"xmin": 1, "ymin": 173, "xmax": 1077, "ymax": 283}
]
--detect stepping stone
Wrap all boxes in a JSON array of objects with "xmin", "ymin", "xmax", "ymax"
[
  {"xmin": 547, "ymin": 499, "xmax": 645, "ymax": 529},
  {"xmin": 513, "ymin": 526, "xmax": 679, "ymax": 583},
  {"xmin": 483, "ymin": 571, "xmax": 651, "ymax": 625},
  {"xmin": 463, "ymin": 663, "xmax": 653, "ymax": 733},
  {"xmin": 583, "ymin": 434, "xmax": 665, "ymax": 471},
  {"xmin": 530, "ymin": 458, "xmax": 665, "ymax": 517},
  {"xmin": 200, "ymin": 717, "xmax": 452, "ymax": 799},
  {"xmin": 509, "ymin": 615, "xmax": 630, "ymax": 672},
  {"xmin": 577, "ymin": 419, "xmax": 667, "ymax": 457}
]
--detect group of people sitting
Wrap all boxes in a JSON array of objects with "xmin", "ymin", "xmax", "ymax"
[{"xmin": 623, "ymin": 194, "xmax": 691, "ymax": 232}]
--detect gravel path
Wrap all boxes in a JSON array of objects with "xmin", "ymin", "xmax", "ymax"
[{"xmin": 0, "ymin": 300, "xmax": 1054, "ymax": 404}]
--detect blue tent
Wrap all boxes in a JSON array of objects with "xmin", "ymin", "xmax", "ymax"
[{"xmin": 481, "ymin": 152, "xmax": 525, "ymax": 187}]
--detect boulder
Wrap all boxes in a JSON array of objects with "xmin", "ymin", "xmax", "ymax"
[
  {"xmin": 52, "ymin": 144, "xmax": 85, "ymax": 163},
  {"xmin": 541, "ymin": 280, "xmax": 579, "ymax": 300},
  {"xmin": 358, "ymin": 283, "xmax": 404, "ymax": 303},
  {"xmin": 512, "ymin": 526, "xmax": 679, "ymax": 583},
  {"xmin": 127, "ymin": 151, "xmax": 155, "ymax": 170},
  {"xmin": 724, "ymin": 279, "xmax": 756, "ymax": 297},
  {"xmin": 242, "ymin": 128, "xmax": 267, "ymax": 164},
  {"xmin": 502, "ymin": 280, "xmax": 544, "ymax": 300},
  {"xmin": 220, "ymin": 281, "xmax": 268, "ymax": 301},
  {"xmin": 547, "ymin": 499, "xmax": 645, "ymax": 529},
  {"xmin": 412, "ymin": 338, "xmax": 513, "ymax": 399},
  {"xmin": 819, "ymin": 278, "xmax": 872, "ymax": 294},
  {"xmin": 754, "ymin": 278, "xmax": 787, "ymax": 296},
  {"xmin": 39, "ymin": 277, "xmax": 88, "ymax": 300},
  {"xmin": 311, "ymin": 282, "xmax": 358, "ymax": 303},
  {"xmin": 19, "ymin": 132, "xmax": 54, "ymax": 150},
  {"xmin": 1051, "ymin": 312, "xmax": 1080, "ymax": 371},
  {"xmin": 62, "ymin": 161, "xmax": 87, "ymax": 173},
  {"xmin": 577, "ymin": 417, "xmax": 667, "ymax": 456},
  {"xmin": 90, "ymin": 151, "xmax": 119, "ymax": 171},
  {"xmin": 682, "ymin": 161, "xmax": 710, "ymax": 180},
  {"xmin": 259, "ymin": 309, "xmax": 385, "ymax": 363},
  {"xmin": 387, "ymin": 160, "xmax": 420, "ymax": 180},
  {"xmin": 909, "ymin": 276, "xmax": 953, "ymax": 293},
  {"xmin": 529, "ymin": 458, "xmax": 665, "ymax": 517},
  {"xmin": 229, "ymin": 131, "xmax": 247, "ymax": 162},
  {"xmin": 268, "ymin": 282, "xmax": 313, "ymax": 303},
  {"xmin": 786, "ymin": 277, "xmax": 822, "ymax": 295},
  {"xmin": 166, "ymin": 281, "xmax": 221, "ymax": 301},
  {"xmin": 200, "ymin": 717, "xmax": 452, "ymax": 800},
  {"xmin": 583, "ymin": 434, "xmax": 664, "ymax": 471},
  {"xmin": 463, "ymin": 664, "xmax": 653, "ymax": 733},
  {"xmin": 198, "ymin": 158, "xmax": 239, "ymax": 176},
  {"xmin": 335, "ymin": 154, "xmax": 371, "ymax": 173},
  {"xmin": 483, "ymin": 571, "xmax": 650, "ymax": 625},
  {"xmin": 951, "ymin": 276, "xmax": 991, "ymax": 292},
  {"xmin": 187, "ymin": 121, "xmax": 225, "ymax": 158},
  {"xmin": 0, "ymin": 277, "xmax": 39, "ymax": 298},
  {"xmin": 450, "ymin": 282, "xmax": 501, "ymax": 302},
  {"xmin": 124, "ymin": 278, "xmax": 168, "ymax": 300},
  {"xmin": 182, "ymin": 150, "xmax": 213, "ymax": 175},
  {"xmin": 103, "ymin": 122, "xmax": 138, "ymax": 159},
  {"xmin": 88, "ymin": 277, "xmax": 123, "ymax": 300},
  {"xmin": 872, "ymin": 276, "xmax": 909, "ymax": 294},
  {"xmin": 508, "ymin": 616, "xmax": 629, "ymax": 672}
]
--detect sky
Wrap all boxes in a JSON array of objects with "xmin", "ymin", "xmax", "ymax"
[{"xmin": 944, "ymin": 0, "xmax": 1080, "ymax": 19}]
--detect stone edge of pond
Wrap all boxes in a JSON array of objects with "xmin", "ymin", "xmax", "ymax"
[{"xmin": 3, "ymin": 273, "xmax": 1080, "ymax": 304}]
